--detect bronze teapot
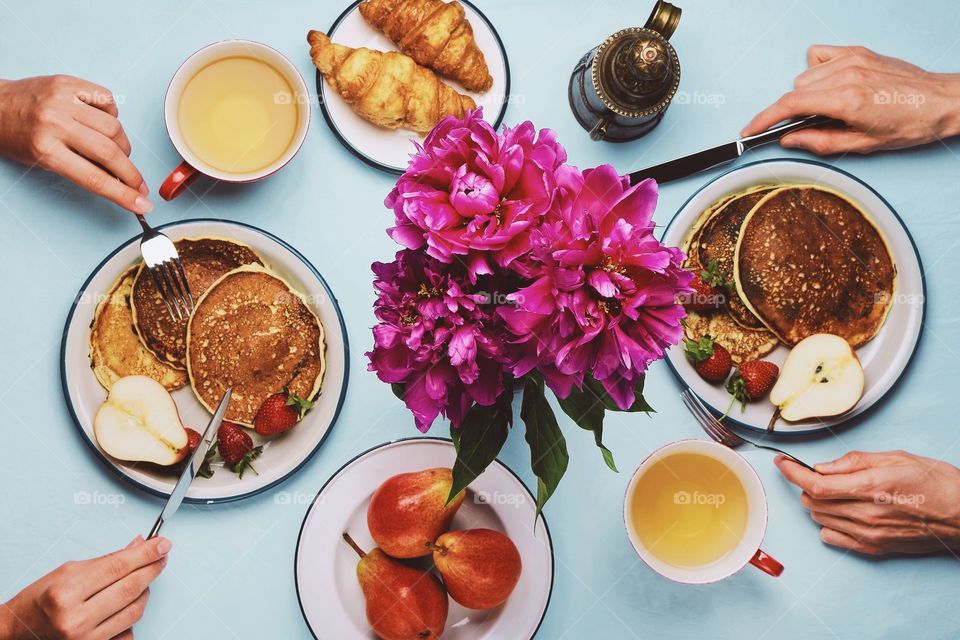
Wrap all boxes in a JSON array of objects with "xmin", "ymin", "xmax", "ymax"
[{"xmin": 568, "ymin": 1, "xmax": 682, "ymax": 142}]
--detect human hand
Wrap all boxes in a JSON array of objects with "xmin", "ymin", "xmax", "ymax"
[
  {"xmin": 776, "ymin": 451, "xmax": 960, "ymax": 555},
  {"xmin": 0, "ymin": 75, "xmax": 152, "ymax": 214},
  {"xmin": 0, "ymin": 535, "xmax": 170, "ymax": 639},
  {"xmin": 742, "ymin": 45, "xmax": 960, "ymax": 154}
]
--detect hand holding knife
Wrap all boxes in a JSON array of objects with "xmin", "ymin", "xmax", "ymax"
[{"xmin": 629, "ymin": 115, "xmax": 840, "ymax": 185}]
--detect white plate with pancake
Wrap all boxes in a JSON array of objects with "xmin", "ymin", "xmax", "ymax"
[
  {"xmin": 295, "ymin": 437, "xmax": 553, "ymax": 639},
  {"xmin": 61, "ymin": 219, "xmax": 348, "ymax": 502},
  {"xmin": 315, "ymin": 0, "xmax": 510, "ymax": 173},
  {"xmin": 662, "ymin": 159, "xmax": 925, "ymax": 435}
]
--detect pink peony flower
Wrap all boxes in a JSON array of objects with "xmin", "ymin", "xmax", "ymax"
[
  {"xmin": 386, "ymin": 109, "xmax": 567, "ymax": 279},
  {"xmin": 366, "ymin": 250, "xmax": 509, "ymax": 432},
  {"xmin": 498, "ymin": 165, "xmax": 693, "ymax": 410}
]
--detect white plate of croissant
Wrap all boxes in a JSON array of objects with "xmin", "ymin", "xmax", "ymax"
[{"xmin": 308, "ymin": 0, "xmax": 510, "ymax": 173}]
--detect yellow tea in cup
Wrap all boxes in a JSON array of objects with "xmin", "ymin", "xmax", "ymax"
[
  {"xmin": 628, "ymin": 452, "xmax": 748, "ymax": 567},
  {"xmin": 177, "ymin": 56, "xmax": 300, "ymax": 174}
]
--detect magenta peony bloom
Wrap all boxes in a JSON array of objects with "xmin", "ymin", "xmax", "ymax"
[
  {"xmin": 366, "ymin": 250, "xmax": 508, "ymax": 432},
  {"xmin": 386, "ymin": 109, "xmax": 567, "ymax": 279},
  {"xmin": 498, "ymin": 165, "xmax": 693, "ymax": 410}
]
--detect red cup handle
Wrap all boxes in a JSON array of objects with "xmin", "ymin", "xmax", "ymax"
[
  {"xmin": 749, "ymin": 549, "xmax": 784, "ymax": 577},
  {"xmin": 159, "ymin": 160, "xmax": 198, "ymax": 201}
]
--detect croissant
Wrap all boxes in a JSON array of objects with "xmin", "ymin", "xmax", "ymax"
[
  {"xmin": 308, "ymin": 30, "xmax": 476, "ymax": 134},
  {"xmin": 358, "ymin": 0, "xmax": 493, "ymax": 93}
]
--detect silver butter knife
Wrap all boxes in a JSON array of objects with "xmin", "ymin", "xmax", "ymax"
[
  {"xmin": 147, "ymin": 388, "xmax": 232, "ymax": 539},
  {"xmin": 629, "ymin": 115, "xmax": 838, "ymax": 185}
]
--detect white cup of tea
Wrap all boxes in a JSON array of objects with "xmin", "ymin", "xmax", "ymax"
[
  {"xmin": 623, "ymin": 439, "xmax": 783, "ymax": 583},
  {"xmin": 160, "ymin": 39, "xmax": 310, "ymax": 200}
]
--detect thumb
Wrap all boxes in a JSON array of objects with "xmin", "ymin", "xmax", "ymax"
[{"xmin": 815, "ymin": 450, "xmax": 878, "ymax": 474}]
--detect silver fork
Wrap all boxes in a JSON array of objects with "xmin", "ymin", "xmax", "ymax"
[
  {"xmin": 681, "ymin": 389, "xmax": 817, "ymax": 472},
  {"xmin": 135, "ymin": 214, "xmax": 194, "ymax": 321}
]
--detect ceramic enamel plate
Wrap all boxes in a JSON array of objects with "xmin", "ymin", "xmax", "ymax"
[
  {"xmin": 295, "ymin": 438, "xmax": 553, "ymax": 639},
  {"xmin": 61, "ymin": 219, "xmax": 349, "ymax": 502},
  {"xmin": 317, "ymin": 0, "xmax": 510, "ymax": 173},
  {"xmin": 661, "ymin": 159, "xmax": 925, "ymax": 435}
]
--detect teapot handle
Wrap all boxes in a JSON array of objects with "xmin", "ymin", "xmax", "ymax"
[{"xmin": 644, "ymin": 0, "xmax": 682, "ymax": 40}]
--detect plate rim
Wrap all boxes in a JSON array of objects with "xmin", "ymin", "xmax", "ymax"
[
  {"xmin": 660, "ymin": 157, "xmax": 927, "ymax": 437},
  {"xmin": 293, "ymin": 436, "xmax": 554, "ymax": 640},
  {"xmin": 59, "ymin": 217, "xmax": 351, "ymax": 504},
  {"xmin": 316, "ymin": 0, "xmax": 512, "ymax": 175}
]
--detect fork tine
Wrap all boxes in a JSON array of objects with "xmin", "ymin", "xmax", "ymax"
[
  {"xmin": 147, "ymin": 266, "xmax": 178, "ymax": 322},
  {"xmin": 172, "ymin": 257, "xmax": 194, "ymax": 312},
  {"xmin": 688, "ymin": 391, "xmax": 743, "ymax": 447},
  {"xmin": 682, "ymin": 390, "xmax": 736, "ymax": 446},
  {"xmin": 156, "ymin": 264, "xmax": 184, "ymax": 321},
  {"xmin": 162, "ymin": 260, "xmax": 191, "ymax": 317},
  {"xmin": 681, "ymin": 391, "xmax": 717, "ymax": 439}
]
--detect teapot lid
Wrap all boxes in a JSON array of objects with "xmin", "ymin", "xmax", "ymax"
[{"xmin": 591, "ymin": 26, "xmax": 681, "ymax": 119}]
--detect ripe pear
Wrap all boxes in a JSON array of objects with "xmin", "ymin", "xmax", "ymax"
[
  {"xmin": 428, "ymin": 528, "xmax": 522, "ymax": 609},
  {"xmin": 368, "ymin": 468, "xmax": 465, "ymax": 558},
  {"xmin": 343, "ymin": 533, "xmax": 448, "ymax": 640},
  {"xmin": 770, "ymin": 334, "xmax": 864, "ymax": 423},
  {"xmin": 93, "ymin": 375, "xmax": 188, "ymax": 465}
]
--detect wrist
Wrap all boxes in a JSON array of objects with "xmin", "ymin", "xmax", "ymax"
[
  {"xmin": 0, "ymin": 597, "xmax": 34, "ymax": 640},
  {"xmin": 935, "ymin": 73, "xmax": 960, "ymax": 139},
  {"xmin": 0, "ymin": 602, "xmax": 18, "ymax": 639}
]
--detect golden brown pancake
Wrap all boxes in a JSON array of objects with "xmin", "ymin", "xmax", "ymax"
[
  {"xmin": 683, "ymin": 309, "xmax": 779, "ymax": 364},
  {"xmin": 680, "ymin": 189, "xmax": 780, "ymax": 361},
  {"xmin": 734, "ymin": 185, "xmax": 896, "ymax": 348},
  {"xmin": 691, "ymin": 187, "xmax": 776, "ymax": 330},
  {"xmin": 186, "ymin": 266, "xmax": 325, "ymax": 426},
  {"xmin": 89, "ymin": 267, "xmax": 188, "ymax": 391},
  {"xmin": 131, "ymin": 238, "xmax": 262, "ymax": 370}
]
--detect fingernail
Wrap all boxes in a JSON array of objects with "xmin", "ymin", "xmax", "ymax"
[
  {"xmin": 138, "ymin": 182, "xmax": 149, "ymax": 196},
  {"xmin": 773, "ymin": 455, "xmax": 785, "ymax": 465},
  {"xmin": 155, "ymin": 537, "xmax": 172, "ymax": 555},
  {"xmin": 135, "ymin": 197, "xmax": 153, "ymax": 213}
]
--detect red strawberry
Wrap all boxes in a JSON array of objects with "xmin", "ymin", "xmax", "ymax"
[
  {"xmin": 727, "ymin": 360, "xmax": 780, "ymax": 411},
  {"xmin": 684, "ymin": 335, "xmax": 732, "ymax": 383},
  {"xmin": 183, "ymin": 428, "xmax": 215, "ymax": 478},
  {"xmin": 253, "ymin": 388, "xmax": 314, "ymax": 436},
  {"xmin": 217, "ymin": 421, "xmax": 261, "ymax": 478},
  {"xmin": 681, "ymin": 260, "xmax": 730, "ymax": 311},
  {"xmin": 185, "ymin": 428, "xmax": 202, "ymax": 454}
]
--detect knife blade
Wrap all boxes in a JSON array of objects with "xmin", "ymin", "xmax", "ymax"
[
  {"xmin": 147, "ymin": 388, "xmax": 232, "ymax": 538},
  {"xmin": 629, "ymin": 115, "xmax": 837, "ymax": 185}
]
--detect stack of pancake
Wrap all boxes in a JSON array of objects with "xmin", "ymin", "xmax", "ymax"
[
  {"xmin": 89, "ymin": 238, "xmax": 326, "ymax": 426},
  {"xmin": 682, "ymin": 184, "xmax": 896, "ymax": 362}
]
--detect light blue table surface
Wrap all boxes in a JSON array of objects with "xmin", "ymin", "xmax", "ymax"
[{"xmin": 2, "ymin": 1, "xmax": 959, "ymax": 638}]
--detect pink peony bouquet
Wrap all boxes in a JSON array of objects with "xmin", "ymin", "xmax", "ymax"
[{"xmin": 367, "ymin": 110, "xmax": 692, "ymax": 513}]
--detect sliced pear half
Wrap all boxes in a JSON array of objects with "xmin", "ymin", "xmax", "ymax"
[
  {"xmin": 770, "ymin": 334, "xmax": 865, "ymax": 422},
  {"xmin": 94, "ymin": 375, "xmax": 188, "ymax": 465}
]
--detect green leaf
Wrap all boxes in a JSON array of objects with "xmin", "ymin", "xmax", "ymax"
[
  {"xmin": 584, "ymin": 374, "xmax": 654, "ymax": 414},
  {"xmin": 520, "ymin": 376, "xmax": 569, "ymax": 516},
  {"xmin": 447, "ymin": 396, "xmax": 512, "ymax": 504},
  {"xmin": 449, "ymin": 420, "xmax": 461, "ymax": 452},
  {"xmin": 556, "ymin": 386, "xmax": 617, "ymax": 472},
  {"xmin": 390, "ymin": 383, "xmax": 406, "ymax": 401},
  {"xmin": 197, "ymin": 445, "xmax": 217, "ymax": 479}
]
